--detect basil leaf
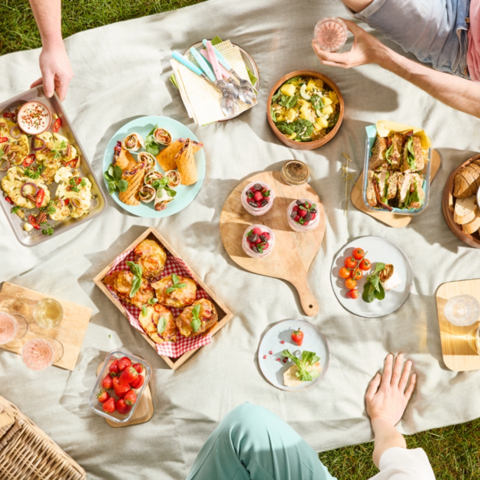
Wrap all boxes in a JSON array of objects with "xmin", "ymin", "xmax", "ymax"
[
  {"xmin": 118, "ymin": 179, "xmax": 129, "ymax": 192},
  {"xmin": 362, "ymin": 282, "xmax": 375, "ymax": 303},
  {"xmin": 166, "ymin": 283, "xmax": 187, "ymax": 294},
  {"xmin": 108, "ymin": 182, "xmax": 116, "ymax": 195},
  {"xmin": 148, "ymin": 298, "xmax": 158, "ymax": 305},
  {"xmin": 375, "ymin": 284, "xmax": 386, "ymax": 301},
  {"xmin": 172, "ymin": 274, "xmax": 179, "ymax": 285},
  {"xmin": 113, "ymin": 165, "xmax": 123, "ymax": 182},
  {"xmin": 130, "ymin": 276, "xmax": 142, "ymax": 298},
  {"xmin": 191, "ymin": 317, "xmax": 201, "ymax": 333},
  {"xmin": 104, "ymin": 171, "xmax": 114, "ymax": 182},
  {"xmin": 141, "ymin": 305, "xmax": 148, "ymax": 316},
  {"xmin": 157, "ymin": 317, "xmax": 167, "ymax": 335},
  {"xmin": 374, "ymin": 262, "xmax": 386, "ymax": 275}
]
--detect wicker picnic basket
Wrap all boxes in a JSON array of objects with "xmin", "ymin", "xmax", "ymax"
[{"xmin": 0, "ymin": 396, "xmax": 86, "ymax": 479}]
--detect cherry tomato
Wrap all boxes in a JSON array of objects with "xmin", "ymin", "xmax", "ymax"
[
  {"xmin": 344, "ymin": 256, "xmax": 357, "ymax": 269},
  {"xmin": 352, "ymin": 268, "xmax": 363, "ymax": 281},
  {"xmin": 52, "ymin": 118, "xmax": 61, "ymax": 133},
  {"xmin": 352, "ymin": 248, "xmax": 365, "ymax": 260},
  {"xmin": 35, "ymin": 189, "xmax": 45, "ymax": 208},
  {"xmin": 339, "ymin": 267, "xmax": 351, "ymax": 279},
  {"xmin": 359, "ymin": 258, "xmax": 371, "ymax": 271},
  {"xmin": 345, "ymin": 278, "xmax": 357, "ymax": 290},
  {"xmin": 23, "ymin": 153, "xmax": 35, "ymax": 167},
  {"xmin": 346, "ymin": 289, "xmax": 359, "ymax": 300}
]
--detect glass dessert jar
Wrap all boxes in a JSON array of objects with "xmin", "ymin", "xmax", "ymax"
[
  {"xmin": 281, "ymin": 160, "xmax": 310, "ymax": 186},
  {"xmin": 242, "ymin": 224, "xmax": 276, "ymax": 258},
  {"xmin": 241, "ymin": 181, "xmax": 275, "ymax": 216},
  {"xmin": 287, "ymin": 199, "xmax": 320, "ymax": 232}
]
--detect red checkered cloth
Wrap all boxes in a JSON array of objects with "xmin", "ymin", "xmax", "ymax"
[{"xmin": 105, "ymin": 244, "xmax": 212, "ymax": 358}]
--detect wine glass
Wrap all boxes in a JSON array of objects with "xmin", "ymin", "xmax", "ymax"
[
  {"xmin": 444, "ymin": 295, "xmax": 480, "ymax": 326},
  {"xmin": 21, "ymin": 338, "xmax": 64, "ymax": 371},
  {"xmin": 0, "ymin": 312, "xmax": 28, "ymax": 345}
]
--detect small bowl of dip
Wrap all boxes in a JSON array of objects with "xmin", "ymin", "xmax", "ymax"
[{"xmin": 17, "ymin": 101, "xmax": 52, "ymax": 135}]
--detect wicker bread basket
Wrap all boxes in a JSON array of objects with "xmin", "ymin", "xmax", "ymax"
[{"xmin": 0, "ymin": 396, "xmax": 86, "ymax": 479}]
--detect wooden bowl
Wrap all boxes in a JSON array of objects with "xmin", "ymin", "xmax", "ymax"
[
  {"xmin": 267, "ymin": 70, "xmax": 344, "ymax": 150},
  {"xmin": 442, "ymin": 154, "xmax": 480, "ymax": 249}
]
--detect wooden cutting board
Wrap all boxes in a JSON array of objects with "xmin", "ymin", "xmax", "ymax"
[
  {"xmin": 436, "ymin": 279, "xmax": 480, "ymax": 371},
  {"xmin": 219, "ymin": 171, "xmax": 325, "ymax": 317},
  {"xmin": 0, "ymin": 282, "xmax": 92, "ymax": 371},
  {"xmin": 351, "ymin": 149, "xmax": 441, "ymax": 228}
]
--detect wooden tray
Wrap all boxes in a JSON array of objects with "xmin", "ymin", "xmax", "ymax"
[
  {"xmin": 351, "ymin": 149, "xmax": 441, "ymax": 228},
  {"xmin": 96, "ymin": 362, "xmax": 153, "ymax": 428},
  {"xmin": 0, "ymin": 283, "xmax": 92, "ymax": 371},
  {"xmin": 435, "ymin": 279, "xmax": 480, "ymax": 371},
  {"xmin": 219, "ymin": 171, "xmax": 325, "ymax": 316},
  {"xmin": 442, "ymin": 153, "xmax": 480, "ymax": 249},
  {"xmin": 94, "ymin": 227, "xmax": 234, "ymax": 370}
]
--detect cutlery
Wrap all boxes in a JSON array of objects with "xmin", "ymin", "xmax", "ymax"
[{"xmin": 199, "ymin": 49, "xmax": 240, "ymax": 100}]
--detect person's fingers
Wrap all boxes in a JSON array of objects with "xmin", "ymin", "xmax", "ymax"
[
  {"xmin": 55, "ymin": 74, "xmax": 72, "ymax": 102},
  {"xmin": 391, "ymin": 353, "xmax": 404, "ymax": 387},
  {"xmin": 366, "ymin": 372, "xmax": 381, "ymax": 401},
  {"xmin": 404, "ymin": 373, "xmax": 417, "ymax": 400},
  {"xmin": 342, "ymin": 18, "xmax": 366, "ymax": 36},
  {"xmin": 30, "ymin": 78, "xmax": 43, "ymax": 89},
  {"xmin": 381, "ymin": 354, "xmax": 393, "ymax": 387},
  {"xmin": 311, "ymin": 39, "xmax": 354, "ymax": 66},
  {"xmin": 399, "ymin": 360, "xmax": 413, "ymax": 392},
  {"xmin": 311, "ymin": 40, "xmax": 335, "ymax": 61},
  {"xmin": 41, "ymin": 71, "xmax": 55, "ymax": 98}
]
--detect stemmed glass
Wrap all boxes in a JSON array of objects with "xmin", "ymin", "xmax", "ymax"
[
  {"xmin": 21, "ymin": 338, "xmax": 64, "ymax": 371},
  {"xmin": 0, "ymin": 312, "xmax": 29, "ymax": 345}
]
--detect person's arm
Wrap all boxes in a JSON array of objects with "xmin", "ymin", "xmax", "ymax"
[
  {"xmin": 365, "ymin": 354, "xmax": 416, "ymax": 467},
  {"xmin": 29, "ymin": 0, "xmax": 73, "ymax": 101},
  {"xmin": 312, "ymin": 19, "xmax": 480, "ymax": 118}
]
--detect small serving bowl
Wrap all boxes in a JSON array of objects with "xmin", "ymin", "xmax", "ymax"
[
  {"xmin": 267, "ymin": 70, "xmax": 344, "ymax": 150},
  {"xmin": 287, "ymin": 199, "xmax": 320, "ymax": 232},
  {"xmin": 242, "ymin": 224, "xmax": 275, "ymax": 258},
  {"xmin": 17, "ymin": 101, "xmax": 52, "ymax": 135},
  {"xmin": 241, "ymin": 181, "xmax": 276, "ymax": 216},
  {"xmin": 89, "ymin": 350, "xmax": 151, "ymax": 424}
]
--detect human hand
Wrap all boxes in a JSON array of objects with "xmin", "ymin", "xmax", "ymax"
[
  {"xmin": 366, "ymin": 354, "xmax": 416, "ymax": 427},
  {"xmin": 311, "ymin": 19, "xmax": 386, "ymax": 69},
  {"xmin": 30, "ymin": 41, "xmax": 73, "ymax": 102}
]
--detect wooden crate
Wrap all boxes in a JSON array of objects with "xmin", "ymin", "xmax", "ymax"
[{"xmin": 93, "ymin": 227, "xmax": 233, "ymax": 370}]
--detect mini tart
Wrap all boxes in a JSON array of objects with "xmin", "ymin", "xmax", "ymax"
[
  {"xmin": 133, "ymin": 239, "xmax": 167, "ymax": 280},
  {"xmin": 175, "ymin": 298, "xmax": 218, "ymax": 338},
  {"xmin": 103, "ymin": 271, "xmax": 154, "ymax": 308},
  {"xmin": 151, "ymin": 274, "xmax": 197, "ymax": 308},
  {"xmin": 138, "ymin": 304, "xmax": 177, "ymax": 343}
]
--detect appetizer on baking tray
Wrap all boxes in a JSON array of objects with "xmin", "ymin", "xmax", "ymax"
[
  {"xmin": 102, "ymin": 238, "xmax": 219, "ymax": 345},
  {"xmin": 0, "ymin": 102, "xmax": 94, "ymax": 236},
  {"xmin": 104, "ymin": 125, "xmax": 203, "ymax": 211},
  {"xmin": 366, "ymin": 122, "xmax": 431, "ymax": 212}
]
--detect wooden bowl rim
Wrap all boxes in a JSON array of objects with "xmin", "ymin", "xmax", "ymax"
[
  {"xmin": 442, "ymin": 153, "xmax": 480, "ymax": 249},
  {"xmin": 266, "ymin": 69, "xmax": 345, "ymax": 150}
]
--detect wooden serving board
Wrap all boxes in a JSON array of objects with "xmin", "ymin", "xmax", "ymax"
[
  {"xmin": 351, "ymin": 149, "xmax": 441, "ymax": 228},
  {"xmin": 0, "ymin": 282, "xmax": 92, "ymax": 371},
  {"xmin": 96, "ymin": 362, "xmax": 153, "ymax": 428},
  {"xmin": 219, "ymin": 171, "xmax": 325, "ymax": 317},
  {"xmin": 435, "ymin": 279, "xmax": 480, "ymax": 371}
]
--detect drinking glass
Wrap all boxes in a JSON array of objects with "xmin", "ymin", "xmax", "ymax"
[
  {"xmin": 444, "ymin": 295, "xmax": 480, "ymax": 326},
  {"xmin": 467, "ymin": 325, "xmax": 480, "ymax": 355},
  {"xmin": 314, "ymin": 17, "xmax": 348, "ymax": 52},
  {"xmin": 0, "ymin": 312, "xmax": 28, "ymax": 345},
  {"xmin": 33, "ymin": 298, "xmax": 63, "ymax": 328},
  {"xmin": 21, "ymin": 338, "xmax": 63, "ymax": 371}
]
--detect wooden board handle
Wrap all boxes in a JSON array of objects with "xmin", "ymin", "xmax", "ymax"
[{"xmin": 290, "ymin": 278, "xmax": 319, "ymax": 317}]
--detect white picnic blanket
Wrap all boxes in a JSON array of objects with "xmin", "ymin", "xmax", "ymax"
[{"xmin": 1, "ymin": 0, "xmax": 480, "ymax": 478}]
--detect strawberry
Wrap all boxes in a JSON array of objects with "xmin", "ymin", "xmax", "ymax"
[
  {"xmin": 124, "ymin": 390, "xmax": 137, "ymax": 406},
  {"xmin": 303, "ymin": 221, "xmax": 310, "ymax": 226},
  {"xmin": 97, "ymin": 390, "xmax": 109, "ymax": 403},
  {"xmin": 113, "ymin": 376, "xmax": 131, "ymax": 398},
  {"xmin": 119, "ymin": 366, "xmax": 138, "ymax": 386},
  {"xmin": 118, "ymin": 356, "xmax": 132, "ymax": 371},
  {"xmin": 132, "ymin": 363, "xmax": 143, "ymax": 374},
  {"xmin": 263, "ymin": 232, "xmax": 271, "ymax": 240},
  {"xmin": 310, "ymin": 213, "xmax": 316, "ymax": 220},
  {"xmin": 291, "ymin": 328, "xmax": 304, "ymax": 346},
  {"xmin": 253, "ymin": 227, "xmax": 262, "ymax": 235},
  {"xmin": 299, "ymin": 209, "xmax": 307, "ymax": 218},
  {"xmin": 102, "ymin": 374, "xmax": 113, "ymax": 390},
  {"xmin": 294, "ymin": 215, "xmax": 300, "ymax": 222},
  {"xmin": 130, "ymin": 375, "xmax": 144, "ymax": 390},
  {"xmin": 293, "ymin": 205, "xmax": 299, "ymax": 211},
  {"xmin": 103, "ymin": 397, "xmax": 115, "ymax": 413},
  {"xmin": 116, "ymin": 399, "xmax": 132, "ymax": 415},
  {"xmin": 253, "ymin": 191, "xmax": 263, "ymax": 202},
  {"xmin": 109, "ymin": 359, "xmax": 119, "ymax": 376}
]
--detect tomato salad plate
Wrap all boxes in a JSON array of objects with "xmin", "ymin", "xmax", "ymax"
[
  {"xmin": 330, "ymin": 236, "xmax": 413, "ymax": 318},
  {"xmin": 257, "ymin": 319, "xmax": 330, "ymax": 392},
  {"xmin": 102, "ymin": 116, "xmax": 205, "ymax": 218}
]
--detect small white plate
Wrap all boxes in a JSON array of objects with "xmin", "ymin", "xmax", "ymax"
[
  {"xmin": 330, "ymin": 236, "xmax": 413, "ymax": 318},
  {"xmin": 257, "ymin": 319, "xmax": 330, "ymax": 392}
]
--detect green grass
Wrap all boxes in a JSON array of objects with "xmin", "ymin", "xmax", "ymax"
[{"xmin": 2, "ymin": 1, "xmax": 480, "ymax": 478}]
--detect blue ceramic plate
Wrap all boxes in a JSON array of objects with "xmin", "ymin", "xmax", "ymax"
[
  {"xmin": 257, "ymin": 319, "xmax": 330, "ymax": 392},
  {"xmin": 102, "ymin": 116, "xmax": 205, "ymax": 218}
]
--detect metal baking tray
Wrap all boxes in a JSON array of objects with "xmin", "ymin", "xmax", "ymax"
[{"xmin": 0, "ymin": 87, "xmax": 106, "ymax": 246}]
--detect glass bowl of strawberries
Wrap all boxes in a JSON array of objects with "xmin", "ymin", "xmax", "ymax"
[
  {"xmin": 89, "ymin": 350, "xmax": 152, "ymax": 423},
  {"xmin": 287, "ymin": 199, "xmax": 320, "ymax": 233},
  {"xmin": 241, "ymin": 181, "xmax": 275, "ymax": 216},
  {"xmin": 242, "ymin": 224, "xmax": 275, "ymax": 258}
]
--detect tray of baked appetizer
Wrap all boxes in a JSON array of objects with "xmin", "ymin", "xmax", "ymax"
[
  {"xmin": 442, "ymin": 153, "xmax": 480, "ymax": 249},
  {"xmin": 0, "ymin": 87, "xmax": 106, "ymax": 246},
  {"xmin": 363, "ymin": 121, "xmax": 432, "ymax": 215},
  {"xmin": 102, "ymin": 116, "xmax": 205, "ymax": 218},
  {"xmin": 93, "ymin": 227, "xmax": 233, "ymax": 370}
]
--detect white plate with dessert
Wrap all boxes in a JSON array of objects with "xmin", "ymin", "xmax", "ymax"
[
  {"xmin": 330, "ymin": 236, "xmax": 413, "ymax": 318},
  {"xmin": 257, "ymin": 319, "xmax": 330, "ymax": 392}
]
